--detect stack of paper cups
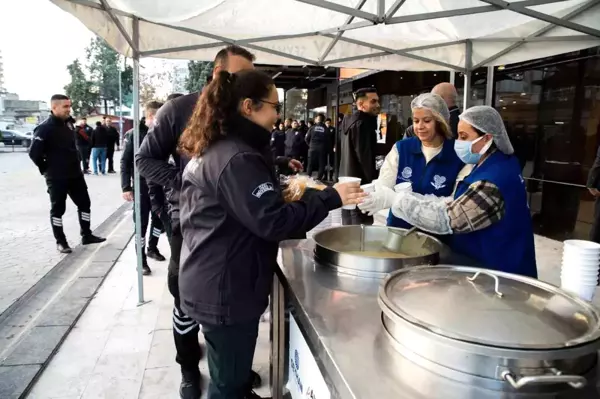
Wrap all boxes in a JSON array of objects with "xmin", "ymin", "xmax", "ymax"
[
  {"xmin": 338, "ymin": 176, "xmax": 362, "ymax": 210},
  {"xmin": 560, "ymin": 240, "xmax": 600, "ymax": 302}
]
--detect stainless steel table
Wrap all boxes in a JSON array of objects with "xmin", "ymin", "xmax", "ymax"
[{"xmin": 270, "ymin": 239, "xmax": 600, "ymax": 399}]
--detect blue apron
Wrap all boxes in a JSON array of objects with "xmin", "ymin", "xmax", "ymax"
[
  {"xmin": 451, "ymin": 151, "xmax": 537, "ymax": 278},
  {"xmin": 387, "ymin": 137, "xmax": 464, "ymax": 228}
]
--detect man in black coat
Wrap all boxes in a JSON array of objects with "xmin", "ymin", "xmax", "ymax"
[
  {"xmin": 29, "ymin": 94, "xmax": 105, "ymax": 253},
  {"xmin": 305, "ymin": 113, "xmax": 329, "ymax": 181},
  {"xmin": 104, "ymin": 116, "xmax": 120, "ymax": 173},
  {"xmin": 339, "ymin": 87, "xmax": 380, "ymax": 225},
  {"xmin": 121, "ymin": 103, "xmax": 167, "ymax": 275},
  {"xmin": 588, "ymin": 144, "xmax": 600, "ymax": 243}
]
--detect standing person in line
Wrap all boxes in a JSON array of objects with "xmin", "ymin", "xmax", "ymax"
[
  {"xmin": 75, "ymin": 117, "xmax": 92, "ymax": 174},
  {"xmin": 90, "ymin": 121, "xmax": 108, "ymax": 175},
  {"xmin": 404, "ymin": 83, "xmax": 460, "ymax": 139},
  {"xmin": 284, "ymin": 120, "xmax": 305, "ymax": 165},
  {"xmin": 270, "ymin": 120, "xmax": 286, "ymax": 160},
  {"xmin": 325, "ymin": 117, "xmax": 336, "ymax": 181},
  {"xmin": 121, "ymin": 101, "xmax": 167, "ymax": 276},
  {"xmin": 104, "ymin": 117, "xmax": 120, "ymax": 173},
  {"xmin": 136, "ymin": 45, "xmax": 263, "ymax": 399},
  {"xmin": 339, "ymin": 87, "xmax": 380, "ymax": 225},
  {"xmin": 178, "ymin": 69, "xmax": 363, "ymax": 399},
  {"xmin": 305, "ymin": 113, "xmax": 329, "ymax": 181},
  {"xmin": 29, "ymin": 94, "xmax": 106, "ymax": 253}
]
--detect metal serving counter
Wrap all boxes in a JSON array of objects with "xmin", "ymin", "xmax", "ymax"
[{"xmin": 270, "ymin": 239, "xmax": 600, "ymax": 399}]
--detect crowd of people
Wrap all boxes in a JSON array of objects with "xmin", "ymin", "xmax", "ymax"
[
  {"xmin": 29, "ymin": 43, "xmax": 538, "ymax": 399},
  {"xmin": 74, "ymin": 116, "xmax": 120, "ymax": 175}
]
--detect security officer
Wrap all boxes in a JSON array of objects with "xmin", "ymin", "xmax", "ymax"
[
  {"xmin": 324, "ymin": 118, "xmax": 336, "ymax": 181},
  {"xmin": 270, "ymin": 121, "xmax": 286, "ymax": 159},
  {"xmin": 177, "ymin": 69, "xmax": 361, "ymax": 399},
  {"xmin": 136, "ymin": 45, "xmax": 262, "ymax": 399},
  {"xmin": 29, "ymin": 94, "xmax": 106, "ymax": 253},
  {"xmin": 104, "ymin": 117, "xmax": 120, "ymax": 173},
  {"xmin": 121, "ymin": 103, "xmax": 167, "ymax": 276},
  {"xmin": 305, "ymin": 113, "xmax": 329, "ymax": 181}
]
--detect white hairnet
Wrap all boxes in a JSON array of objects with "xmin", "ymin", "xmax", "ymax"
[
  {"xmin": 411, "ymin": 93, "xmax": 450, "ymax": 123},
  {"xmin": 459, "ymin": 106, "xmax": 514, "ymax": 155}
]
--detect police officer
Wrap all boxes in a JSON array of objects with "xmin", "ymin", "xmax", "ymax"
[
  {"xmin": 136, "ymin": 45, "xmax": 262, "ymax": 399},
  {"xmin": 270, "ymin": 121, "xmax": 286, "ymax": 159},
  {"xmin": 305, "ymin": 113, "xmax": 329, "ymax": 181},
  {"xmin": 121, "ymin": 102, "xmax": 167, "ymax": 276},
  {"xmin": 177, "ymin": 69, "xmax": 362, "ymax": 399},
  {"xmin": 324, "ymin": 118, "xmax": 336, "ymax": 181},
  {"xmin": 104, "ymin": 117, "xmax": 120, "ymax": 173},
  {"xmin": 29, "ymin": 94, "xmax": 106, "ymax": 253}
]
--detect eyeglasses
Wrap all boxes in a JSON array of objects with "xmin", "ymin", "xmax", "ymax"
[{"xmin": 261, "ymin": 100, "xmax": 282, "ymax": 114}]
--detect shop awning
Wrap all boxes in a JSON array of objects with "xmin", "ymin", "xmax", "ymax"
[{"xmin": 52, "ymin": 0, "xmax": 600, "ymax": 71}]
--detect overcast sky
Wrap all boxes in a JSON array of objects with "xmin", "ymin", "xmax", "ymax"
[{"xmin": 0, "ymin": 0, "xmax": 95, "ymax": 101}]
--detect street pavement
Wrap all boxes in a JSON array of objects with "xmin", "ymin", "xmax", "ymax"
[{"xmin": 0, "ymin": 151, "xmax": 128, "ymax": 316}]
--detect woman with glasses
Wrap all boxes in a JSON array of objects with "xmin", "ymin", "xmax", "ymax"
[{"xmin": 178, "ymin": 69, "xmax": 365, "ymax": 399}]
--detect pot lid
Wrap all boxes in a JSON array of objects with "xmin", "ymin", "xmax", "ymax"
[{"xmin": 379, "ymin": 265, "xmax": 600, "ymax": 349}]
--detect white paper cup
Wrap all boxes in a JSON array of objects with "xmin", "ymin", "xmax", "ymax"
[
  {"xmin": 564, "ymin": 240, "xmax": 600, "ymax": 251},
  {"xmin": 562, "ymin": 285, "xmax": 596, "ymax": 302},
  {"xmin": 394, "ymin": 182, "xmax": 412, "ymax": 193},
  {"xmin": 338, "ymin": 176, "xmax": 362, "ymax": 210},
  {"xmin": 563, "ymin": 254, "xmax": 600, "ymax": 263},
  {"xmin": 563, "ymin": 247, "xmax": 600, "ymax": 256},
  {"xmin": 361, "ymin": 183, "xmax": 375, "ymax": 194}
]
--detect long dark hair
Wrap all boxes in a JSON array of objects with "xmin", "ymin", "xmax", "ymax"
[{"xmin": 179, "ymin": 69, "xmax": 274, "ymax": 157}]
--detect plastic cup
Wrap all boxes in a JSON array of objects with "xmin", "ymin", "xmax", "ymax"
[
  {"xmin": 361, "ymin": 183, "xmax": 375, "ymax": 194},
  {"xmin": 563, "ymin": 253, "xmax": 600, "ymax": 263},
  {"xmin": 394, "ymin": 182, "xmax": 412, "ymax": 193},
  {"xmin": 338, "ymin": 176, "xmax": 362, "ymax": 210},
  {"xmin": 561, "ymin": 285, "xmax": 596, "ymax": 302},
  {"xmin": 564, "ymin": 240, "xmax": 600, "ymax": 250}
]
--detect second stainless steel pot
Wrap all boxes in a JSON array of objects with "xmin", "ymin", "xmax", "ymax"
[{"xmin": 379, "ymin": 265, "xmax": 600, "ymax": 392}]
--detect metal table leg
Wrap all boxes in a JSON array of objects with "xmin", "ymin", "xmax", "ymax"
[{"xmin": 270, "ymin": 275, "xmax": 286, "ymax": 399}]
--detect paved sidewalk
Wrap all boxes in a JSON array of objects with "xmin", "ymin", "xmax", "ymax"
[{"xmin": 0, "ymin": 151, "xmax": 127, "ymax": 316}]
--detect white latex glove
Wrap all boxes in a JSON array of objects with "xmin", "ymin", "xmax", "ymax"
[{"xmin": 358, "ymin": 184, "xmax": 400, "ymax": 216}]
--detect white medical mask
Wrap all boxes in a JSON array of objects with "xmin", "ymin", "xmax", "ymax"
[{"xmin": 454, "ymin": 136, "xmax": 493, "ymax": 164}]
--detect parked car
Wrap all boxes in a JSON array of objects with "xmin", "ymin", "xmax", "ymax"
[{"xmin": 0, "ymin": 129, "xmax": 32, "ymax": 147}]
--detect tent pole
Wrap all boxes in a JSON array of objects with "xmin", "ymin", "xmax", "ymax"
[
  {"xmin": 449, "ymin": 71, "xmax": 456, "ymax": 85},
  {"xmin": 131, "ymin": 17, "xmax": 145, "ymax": 306},
  {"xmin": 463, "ymin": 40, "xmax": 472, "ymax": 109},
  {"xmin": 334, "ymin": 69, "xmax": 341, "ymax": 181},
  {"xmin": 485, "ymin": 66, "xmax": 495, "ymax": 106}
]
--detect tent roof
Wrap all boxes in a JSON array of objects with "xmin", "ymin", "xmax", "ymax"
[{"xmin": 53, "ymin": 0, "xmax": 600, "ymax": 71}]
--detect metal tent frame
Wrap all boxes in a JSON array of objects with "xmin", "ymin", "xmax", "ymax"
[{"xmin": 51, "ymin": 0, "xmax": 600, "ymax": 303}]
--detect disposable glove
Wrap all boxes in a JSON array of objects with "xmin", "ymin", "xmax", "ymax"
[{"xmin": 358, "ymin": 184, "xmax": 403, "ymax": 216}]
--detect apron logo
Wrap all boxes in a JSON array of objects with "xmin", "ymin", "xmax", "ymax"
[
  {"xmin": 252, "ymin": 182, "xmax": 274, "ymax": 198},
  {"xmin": 401, "ymin": 167, "xmax": 412, "ymax": 180},
  {"xmin": 431, "ymin": 175, "xmax": 447, "ymax": 190}
]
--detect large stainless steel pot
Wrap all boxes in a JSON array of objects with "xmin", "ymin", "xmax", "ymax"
[
  {"xmin": 313, "ymin": 226, "xmax": 442, "ymax": 278},
  {"xmin": 379, "ymin": 265, "xmax": 600, "ymax": 392}
]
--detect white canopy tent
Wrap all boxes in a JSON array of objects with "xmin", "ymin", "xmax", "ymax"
[{"xmin": 49, "ymin": 0, "xmax": 600, "ymax": 304}]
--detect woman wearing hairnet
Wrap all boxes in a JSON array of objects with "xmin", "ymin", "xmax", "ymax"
[
  {"xmin": 360, "ymin": 106, "xmax": 537, "ymax": 278},
  {"xmin": 375, "ymin": 93, "xmax": 467, "ymax": 229}
]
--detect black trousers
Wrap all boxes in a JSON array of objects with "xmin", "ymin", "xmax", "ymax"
[
  {"xmin": 77, "ymin": 145, "xmax": 90, "ymax": 171},
  {"xmin": 203, "ymin": 318, "xmax": 260, "ymax": 399},
  {"xmin": 133, "ymin": 194, "xmax": 163, "ymax": 264},
  {"xmin": 342, "ymin": 208, "xmax": 373, "ymax": 226},
  {"xmin": 106, "ymin": 146, "xmax": 115, "ymax": 172},
  {"xmin": 307, "ymin": 149, "xmax": 327, "ymax": 181},
  {"xmin": 47, "ymin": 176, "xmax": 92, "ymax": 243},
  {"xmin": 168, "ymin": 225, "xmax": 203, "ymax": 380}
]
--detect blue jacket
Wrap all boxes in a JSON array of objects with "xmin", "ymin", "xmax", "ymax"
[
  {"xmin": 387, "ymin": 137, "xmax": 464, "ymax": 228},
  {"xmin": 451, "ymin": 151, "xmax": 537, "ymax": 278}
]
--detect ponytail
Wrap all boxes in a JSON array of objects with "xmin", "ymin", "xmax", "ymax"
[{"xmin": 179, "ymin": 69, "xmax": 274, "ymax": 157}]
